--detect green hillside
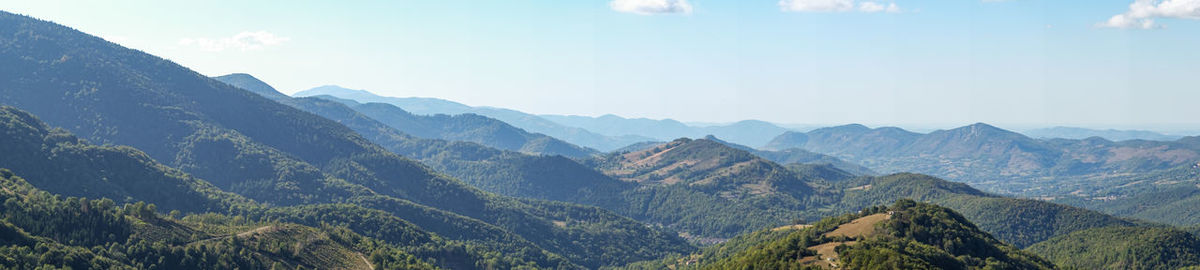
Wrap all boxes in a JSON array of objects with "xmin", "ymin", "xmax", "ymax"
[
  {"xmin": 626, "ymin": 199, "xmax": 1054, "ymax": 269},
  {"xmin": 0, "ymin": 105, "xmax": 628, "ymax": 269},
  {"xmin": 835, "ymin": 173, "xmax": 1138, "ymax": 248},
  {"xmin": 1027, "ymin": 226, "xmax": 1200, "ymax": 270},
  {"xmin": 0, "ymin": 169, "xmax": 432, "ymax": 269}
]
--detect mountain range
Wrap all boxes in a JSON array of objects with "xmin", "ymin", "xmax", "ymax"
[
  {"xmin": 222, "ymin": 74, "xmax": 842, "ymax": 239},
  {"xmin": 765, "ymin": 123, "xmax": 1200, "ymax": 195},
  {"xmin": 218, "ymin": 74, "xmax": 598, "ymax": 159},
  {"xmin": 538, "ymin": 115, "xmax": 791, "ymax": 148},
  {"xmin": 4, "ymin": 9, "xmax": 1200, "ymax": 270},
  {"xmin": 295, "ymin": 86, "xmax": 801, "ymax": 150},
  {"xmin": 295, "ymin": 85, "xmax": 656, "ymax": 151},
  {"xmin": 0, "ymin": 11, "xmax": 688, "ymax": 268},
  {"xmin": 1023, "ymin": 126, "xmax": 1184, "ymax": 141},
  {"xmin": 194, "ymin": 73, "xmax": 1152, "ymax": 248}
]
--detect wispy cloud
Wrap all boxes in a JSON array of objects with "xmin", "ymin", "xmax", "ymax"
[
  {"xmin": 1099, "ymin": 0, "xmax": 1200, "ymax": 29},
  {"xmin": 610, "ymin": 0, "xmax": 693, "ymax": 15},
  {"xmin": 178, "ymin": 31, "xmax": 290, "ymax": 52},
  {"xmin": 779, "ymin": 0, "xmax": 901, "ymax": 13}
]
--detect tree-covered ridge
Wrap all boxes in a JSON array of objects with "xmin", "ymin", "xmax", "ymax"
[
  {"xmin": 1027, "ymin": 226, "xmax": 1200, "ymax": 270},
  {"xmin": 625, "ymin": 199, "xmax": 1054, "ymax": 269},
  {"xmin": 0, "ymin": 106, "xmax": 253, "ymax": 215},
  {"xmin": 0, "ymin": 169, "xmax": 433, "ymax": 269},
  {"xmin": 834, "ymin": 173, "xmax": 1138, "ymax": 248},
  {"xmin": 833, "ymin": 200, "xmax": 1054, "ymax": 270}
]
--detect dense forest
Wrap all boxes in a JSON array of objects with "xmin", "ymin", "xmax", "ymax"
[
  {"xmin": 0, "ymin": 169, "xmax": 434, "ymax": 269},
  {"xmin": 1027, "ymin": 226, "xmax": 1200, "ymax": 269}
]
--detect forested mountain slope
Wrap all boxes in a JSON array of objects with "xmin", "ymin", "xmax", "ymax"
[
  {"xmin": 0, "ymin": 105, "xmax": 639, "ymax": 269},
  {"xmin": 0, "ymin": 170, "xmax": 432, "ymax": 269},
  {"xmin": 833, "ymin": 173, "xmax": 1138, "ymax": 248},
  {"xmin": 1027, "ymin": 226, "xmax": 1200, "ymax": 270},
  {"xmin": 0, "ymin": 11, "xmax": 689, "ymax": 268},
  {"xmin": 0, "ymin": 106, "xmax": 251, "ymax": 214}
]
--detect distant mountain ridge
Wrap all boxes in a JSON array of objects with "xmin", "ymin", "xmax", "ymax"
[
  {"xmin": 295, "ymin": 85, "xmax": 654, "ymax": 151},
  {"xmin": 539, "ymin": 115, "xmax": 791, "ymax": 148},
  {"xmin": 295, "ymin": 86, "xmax": 799, "ymax": 150},
  {"xmin": 218, "ymin": 75, "xmax": 597, "ymax": 158},
  {"xmin": 1023, "ymin": 126, "xmax": 1184, "ymax": 142},
  {"xmin": 699, "ymin": 135, "xmax": 876, "ymax": 176},
  {"xmin": 765, "ymin": 123, "xmax": 1200, "ymax": 194}
]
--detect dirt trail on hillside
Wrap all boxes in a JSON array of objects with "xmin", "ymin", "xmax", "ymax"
[
  {"xmin": 190, "ymin": 225, "xmax": 276, "ymax": 244},
  {"xmin": 799, "ymin": 213, "xmax": 891, "ymax": 269}
]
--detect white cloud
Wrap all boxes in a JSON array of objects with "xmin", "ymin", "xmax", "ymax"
[
  {"xmin": 859, "ymin": 2, "xmax": 885, "ymax": 12},
  {"xmin": 610, "ymin": 0, "xmax": 693, "ymax": 15},
  {"xmin": 178, "ymin": 31, "xmax": 290, "ymax": 52},
  {"xmin": 1099, "ymin": 0, "xmax": 1200, "ymax": 29},
  {"xmin": 780, "ymin": 0, "xmax": 901, "ymax": 13}
]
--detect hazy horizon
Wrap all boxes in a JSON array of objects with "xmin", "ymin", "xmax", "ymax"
[
  {"xmin": 3, "ymin": 1, "xmax": 1198, "ymax": 131},
  {"xmin": 297, "ymin": 84, "xmax": 1200, "ymax": 136}
]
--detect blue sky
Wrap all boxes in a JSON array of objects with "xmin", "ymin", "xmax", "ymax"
[{"xmin": 3, "ymin": 0, "xmax": 1198, "ymax": 131}]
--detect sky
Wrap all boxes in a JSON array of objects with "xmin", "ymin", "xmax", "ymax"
[{"xmin": 2, "ymin": 0, "xmax": 1199, "ymax": 132}]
